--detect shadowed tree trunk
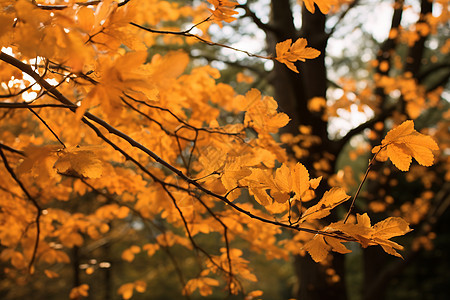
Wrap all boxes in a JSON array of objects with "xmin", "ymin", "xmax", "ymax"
[{"xmin": 267, "ymin": 1, "xmax": 346, "ymax": 299}]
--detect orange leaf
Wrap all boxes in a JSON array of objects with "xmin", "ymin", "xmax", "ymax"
[
  {"xmin": 275, "ymin": 38, "xmax": 320, "ymax": 73},
  {"xmin": 301, "ymin": 187, "xmax": 350, "ymax": 222},
  {"xmin": 54, "ymin": 146, "xmax": 104, "ymax": 178},
  {"xmin": 302, "ymin": 0, "xmax": 337, "ymax": 14},
  {"xmin": 373, "ymin": 120, "xmax": 439, "ymax": 171}
]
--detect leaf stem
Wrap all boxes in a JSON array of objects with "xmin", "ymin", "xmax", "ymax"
[{"xmin": 343, "ymin": 147, "xmax": 383, "ymax": 223}]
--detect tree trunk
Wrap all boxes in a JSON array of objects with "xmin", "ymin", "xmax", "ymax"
[{"xmin": 267, "ymin": 2, "xmax": 347, "ymax": 299}]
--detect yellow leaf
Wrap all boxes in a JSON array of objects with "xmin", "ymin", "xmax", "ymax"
[
  {"xmin": 328, "ymin": 214, "xmax": 411, "ymax": 258},
  {"xmin": 236, "ymin": 72, "xmax": 254, "ymax": 83},
  {"xmin": 207, "ymin": 0, "xmax": 239, "ymax": 26},
  {"xmin": 308, "ymin": 97, "xmax": 327, "ymax": 112},
  {"xmin": 302, "ymin": 0, "xmax": 337, "ymax": 14},
  {"xmin": 245, "ymin": 290, "xmax": 264, "ymax": 300},
  {"xmin": 54, "ymin": 146, "xmax": 104, "ymax": 178},
  {"xmin": 304, "ymin": 235, "xmax": 330, "ymax": 262},
  {"xmin": 238, "ymin": 89, "xmax": 290, "ymax": 133},
  {"xmin": 143, "ymin": 243, "xmax": 160, "ymax": 256},
  {"xmin": 134, "ymin": 280, "xmax": 147, "ymax": 293},
  {"xmin": 44, "ymin": 269, "xmax": 60, "ymax": 279},
  {"xmin": 373, "ymin": 120, "xmax": 439, "ymax": 171},
  {"xmin": 274, "ymin": 163, "xmax": 292, "ymax": 193},
  {"xmin": 17, "ymin": 145, "xmax": 60, "ymax": 182},
  {"xmin": 301, "ymin": 187, "xmax": 350, "ymax": 222},
  {"xmin": 118, "ymin": 283, "xmax": 134, "ymax": 300},
  {"xmin": 372, "ymin": 217, "xmax": 412, "ymax": 240},
  {"xmin": 275, "ymin": 38, "xmax": 320, "ymax": 73},
  {"xmin": 291, "ymin": 163, "xmax": 310, "ymax": 200},
  {"xmin": 221, "ymin": 157, "xmax": 252, "ymax": 190},
  {"xmin": 121, "ymin": 245, "xmax": 141, "ymax": 262},
  {"xmin": 309, "ymin": 176, "xmax": 322, "ymax": 189},
  {"xmin": 70, "ymin": 284, "xmax": 89, "ymax": 299},
  {"xmin": 183, "ymin": 277, "xmax": 219, "ymax": 297},
  {"xmin": 383, "ymin": 120, "xmax": 415, "ymax": 143}
]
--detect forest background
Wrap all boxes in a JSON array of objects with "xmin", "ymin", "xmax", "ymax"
[{"xmin": 0, "ymin": 0, "xmax": 449, "ymax": 299}]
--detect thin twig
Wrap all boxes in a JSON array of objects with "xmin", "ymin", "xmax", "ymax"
[
  {"xmin": 0, "ymin": 51, "xmax": 358, "ymax": 242},
  {"xmin": 343, "ymin": 147, "xmax": 382, "ymax": 223},
  {"xmin": 28, "ymin": 107, "xmax": 66, "ymax": 148},
  {"xmin": 0, "ymin": 147, "xmax": 41, "ymax": 272}
]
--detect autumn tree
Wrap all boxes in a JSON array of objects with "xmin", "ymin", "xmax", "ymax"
[{"xmin": 0, "ymin": 0, "xmax": 447, "ymax": 299}]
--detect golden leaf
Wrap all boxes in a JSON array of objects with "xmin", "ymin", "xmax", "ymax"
[
  {"xmin": 207, "ymin": 0, "xmax": 239, "ymax": 26},
  {"xmin": 301, "ymin": 187, "xmax": 350, "ymax": 222},
  {"xmin": 117, "ymin": 283, "xmax": 134, "ymax": 300},
  {"xmin": 121, "ymin": 245, "xmax": 141, "ymax": 262},
  {"xmin": 275, "ymin": 38, "xmax": 320, "ymax": 73},
  {"xmin": 291, "ymin": 162, "xmax": 310, "ymax": 200},
  {"xmin": 372, "ymin": 120, "xmax": 439, "ymax": 171},
  {"xmin": 70, "ymin": 284, "xmax": 89, "ymax": 299},
  {"xmin": 304, "ymin": 235, "xmax": 330, "ymax": 262},
  {"xmin": 301, "ymin": 0, "xmax": 337, "ymax": 14},
  {"xmin": 54, "ymin": 146, "xmax": 104, "ymax": 178}
]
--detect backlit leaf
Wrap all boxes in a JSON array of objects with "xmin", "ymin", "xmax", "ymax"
[
  {"xmin": 275, "ymin": 38, "xmax": 320, "ymax": 73},
  {"xmin": 373, "ymin": 120, "xmax": 439, "ymax": 171}
]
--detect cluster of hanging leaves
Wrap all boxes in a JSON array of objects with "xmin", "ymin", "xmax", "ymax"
[{"xmin": 0, "ymin": 0, "xmax": 443, "ymax": 299}]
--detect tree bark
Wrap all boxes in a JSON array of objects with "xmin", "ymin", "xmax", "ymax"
[{"xmin": 267, "ymin": 2, "xmax": 347, "ymax": 300}]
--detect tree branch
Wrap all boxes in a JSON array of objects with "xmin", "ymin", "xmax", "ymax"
[
  {"xmin": 0, "ymin": 51, "xmax": 357, "ymax": 242},
  {"xmin": 0, "ymin": 143, "xmax": 25, "ymax": 156},
  {"xmin": 333, "ymin": 105, "xmax": 396, "ymax": 155},
  {"xmin": 327, "ymin": 0, "xmax": 360, "ymax": 37},
  {"xmin": 236, "ymin": 3, "xmax": 277, "ymax": 34},
  {"xmin": 0, "ymin": 147, "xmax": 41, "ymax": 272}
]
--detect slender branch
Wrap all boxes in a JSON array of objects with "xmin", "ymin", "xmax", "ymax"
[
  {"xmin": 0, "ymin": 147, "xmax": 41, "ymax": 272},
  {"xmin": 417, "ymin": 62, "xmax": 450, "ymax": 82},
  {"xmin": 121, "ymin": 97, "xmax": 193, "ymax": 142},
  {"xmin": 124, "ymin": 94, "xmax": 245, "ymax": 140},
  {"xmin": 35, "ymin": 0, "xmax": 131, "ymax": 10},
  {"xmin": 236, "ymin": 4, "xmax": 277, "ymax": 33},
  {"xmin": 161, "ymin": 184, "xmax": 235, "ymax": 287},
  {"xmin": 327, "ymin": 0, "xmax": 360, "ymax": 37},
  {"xmin": 0, "ymin": 82, "xmax": 38, "ymax": 98},
  {"xmin": 333, "ymin": 105, "xmax": 396, "ymax": 155},
  {"xmin": 0, "ymin": 143, "xmax": 25, "ymax": 156},
  {"xmin": 343, "ymin": 147, "xmax": 382, "ymax": 223},
  {"xmin": 79, "ymin": 179, "xmax": 192, "ymax": 300},
  {"xmin": 129, "ymin": 22, "xmax": 272, "ymax": 60},
  {"xmin": 0, "ymin": 103, "xmax": 74, "ymax": 109},
  {"xmin": 0, "ymin": 51, "xmax": 356, "ymax": 241},
  {"xmin": 27, "ymin": 107, "xmax": 66, "ymax": 147},
  {"xmin": 189, "ymin": 53, "xmax": 265, "ymax": 76}
]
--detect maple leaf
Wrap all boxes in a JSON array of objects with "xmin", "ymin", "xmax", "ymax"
[
  {"xmin": 70, "ymin": 284, "xmax": 89, "ymax": 299},
  {"xmin": 372, "ymin": 120, "xmax": 439, "ymax": 171},
  {"xmin": 245, "ymin": 168, "xmax": 277, "ymax": 206},
  {"xmin": 275, "ymin": 38, "xmax": 321, "ymax": 73},
  {"xmin": 236, "ymin": 89, "xmax": 290, "ymax": 133},
  {"xmin": 183, "ymin": 276, "xmax": 220, "ymax": 296},
  {"xmin": 121, "ymin": 245, "xmax": 141, "ymax": 262},
  {"xmin": 331, "ymin": 214, "xmax": 411, "ymax": 258},
  {"xmin": 17, "ymin": 145, "xmax": 60, "ymax": 183},
  {"xmin": 117, "ymin": 280, "xmax": 146, "ymax": 300},
  {"xmin": 304, "ymin": 233, "xmax": 352, "ymax": 262},
  {"xmin": 54, "ymin": 146, "xmax": 104, "ymax": 178},
  {"xmin": 207, "ymin": 0, "xmax": 239, "ymax": 26},
  {"xmin": 220, "ymin": 157, "xmax": 252, "ymax": 190},
  {"xmin": 371, "ymin": 217, "xmax": 413, "ymax": 257},
  {"xmin": 305, "ymin": 213, "xmax": 412, "ymax": 262},
  {"xmin": 272, "ymin": 162, "xmax": 321, "ymax": 203},
  {"xmin": 300, "ymin": 187, "xmax": 351, "ymax": 222}
]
